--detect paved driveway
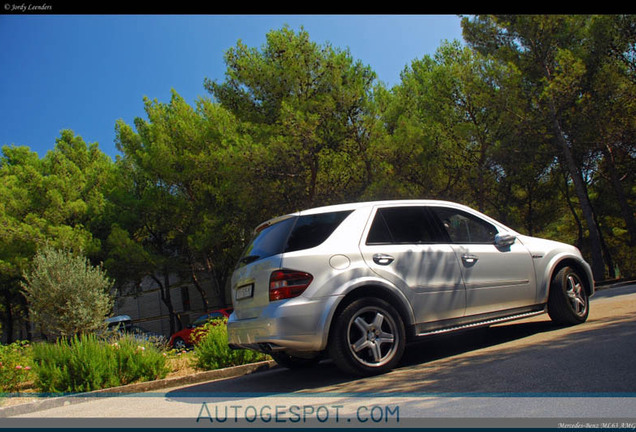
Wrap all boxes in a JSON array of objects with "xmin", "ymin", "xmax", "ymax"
[{"xmin": 5, "ymin": 284, "xmax": 636, "ymax": 429}]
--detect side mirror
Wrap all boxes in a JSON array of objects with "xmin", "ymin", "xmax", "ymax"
[{"xmin": 495, "ymin": 233, "xmax": 516, "ymax": 248}]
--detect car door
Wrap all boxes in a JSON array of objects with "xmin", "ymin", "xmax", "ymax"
[
  {"xmin": 359, "ymin": 205, "xmax": 466, "ymax": 324},
  {"xmin": 430, "ymin": 206, "xmax": 537, "ymax": 316}
]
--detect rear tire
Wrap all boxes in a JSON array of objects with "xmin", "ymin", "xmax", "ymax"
[
  {"xmin": 548, "ymin": 266, "xmax": 589, "ymax": 325},
  {"xmin": 329, "ymin": 297, "xmax": 405, "ymax": 376},
  {"xmin": 172, "ymin": 337, "xmax": 187, "ymax": 350}
]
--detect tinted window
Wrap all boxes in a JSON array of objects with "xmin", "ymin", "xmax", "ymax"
[
  {"xmin": 366, "ymin": 207, "xmax": 437, "ymax": 245},
  {"xmin": 238, "ymin": 217, "xmax": 296, "ymax": 266},
  {"xmin": 238, "ymin": 211, "xmax": 352, "ymax": 266},
  {"xmin": 285, "ymin": 211, "xmax": 352, "ymax": 252},
  {"xmin": 433, "ymin": 207, "xmax": 498, "ymax": 244},
  {"xmin": 192, "ymin": 312, "xmax": 224, "ymax": 327},
  {"xmin": 366, "ymin": 211, "xmax": 392, "ymax": 244}
]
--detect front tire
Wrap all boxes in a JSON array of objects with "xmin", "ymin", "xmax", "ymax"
[
  {"xmin": 329, "ymin": 297, "xmax": 405, "ymax": 376},
  {"xmin": 548, "ymin": 266, "xmax": 589, "ymax": 325}
]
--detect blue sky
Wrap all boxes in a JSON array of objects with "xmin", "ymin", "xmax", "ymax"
[{"xmin": 0, "ymin": 15, "xmax": 464, "ymax": 159}]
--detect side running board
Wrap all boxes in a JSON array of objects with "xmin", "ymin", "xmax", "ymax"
[{"xmin": 415, "ymin": 309, "xmax": 546, "ymax": 338}]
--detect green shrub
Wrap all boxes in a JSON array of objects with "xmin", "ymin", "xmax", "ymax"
[
  {"xmin": 32, "ymin": 334, "xmax": 168, "ymax": 393},
  {"xmin": 0, "ymin": 341, "xmax": 34, "ymax": 393},
  {"xmin": 191, "ymin": 319, "xmax": 268, "ymax": 371},
  {"xmin": 21, "ymin": 247, "xmax": 114, "ymax": 338}
]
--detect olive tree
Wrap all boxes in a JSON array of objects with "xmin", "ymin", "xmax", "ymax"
[{"xmin": 21, "ymin": 246, "xmax": 114, "ymax": 339}]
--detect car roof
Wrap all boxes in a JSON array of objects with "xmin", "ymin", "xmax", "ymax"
[
  {"xmin": 255, "ymin": 200, "xmax": 516, "ymax": 234},
  {"xmin": 258, "ymin": 200, "xmax": 463, "ymax": 225},
  {"xmin": 298, "ymin": 199, "xmax": 465, "ymax": 215},
  {"xmin": 105, "ymin": 315, "xmax": 132, "ymax": 324}
]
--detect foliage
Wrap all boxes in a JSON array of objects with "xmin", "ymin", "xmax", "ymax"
[
  {"xmin": 0, "ymin": 340, "xmax": 34, "ymax": 393},
  {"xmin": 206, "ymin": 26, "xmax": 377, "ymax": 211},
  {"xmin": 31, "ymin": 333, "xmax": 168, "ymax": 393},
  {"xmin": 191, "ymin": 319, "xmax": 268, "ymax": 370},
  {"xmin": 1, "ymin": 18, "xmax": 635, "ymax": 343},
  {"xmin": 108, "ymin": 94, "xmax": 249, "ymax": 334},
  {"xmin": 21, "ymin": 246, "xmax": 114, "ymax": 338},
  {"xmin": 461, "ymin": 14, "xmax": 636, "ymax": 280},
  {"xmin": 1, "ymin": 131, "xmax": 113, "ymax": 343}
]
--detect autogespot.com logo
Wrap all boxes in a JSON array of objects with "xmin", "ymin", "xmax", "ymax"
[{"xmin": 196, "ymin": 402, "xmax": 400, "ymax": 425}]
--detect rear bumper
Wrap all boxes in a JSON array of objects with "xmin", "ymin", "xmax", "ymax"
[{"xmin": 227, "ymin": 295, "xmax": 341, "ymax": 353}]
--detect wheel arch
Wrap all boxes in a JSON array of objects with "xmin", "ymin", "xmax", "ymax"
[
  {"xmin": 542, "ymin": 255, "xmax": 595, "ymax": 302},
  {"xmin": 322, "ymin": 281, "xmax": 415, "ymax": 349}
]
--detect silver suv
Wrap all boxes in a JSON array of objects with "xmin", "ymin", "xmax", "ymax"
[{"xmin": 227, "ymin": 200, "xmax": 594, "ymax": 375}]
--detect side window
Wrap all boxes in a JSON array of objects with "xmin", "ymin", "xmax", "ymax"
[
  {"xmin": 432, "ymin": 207, "xmax": 498, "ymax": 244},
  {"xmin": 285, "ymin": 211, "xmax": 352, "ymax": 252},
  {"xmin": 366, "ymin": 207, "xmax": 437, "ymax": 245}
]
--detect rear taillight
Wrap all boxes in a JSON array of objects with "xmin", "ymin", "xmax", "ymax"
[{"xmin": 269, "ymin": 270, "xmax": 313, "ymax": 301}]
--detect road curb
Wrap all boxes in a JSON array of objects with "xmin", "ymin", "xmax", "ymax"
[
  {"xmin": 0, "ymin": 360, "xmax": 277, "ymax": 418},
  {"xmin": 596, "ymin": 279, "xmax": 636, "ymax": 290}
]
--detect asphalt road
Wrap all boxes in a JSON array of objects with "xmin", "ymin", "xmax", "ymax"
[{"xmin": 6, "ymin": 284, "xmax": 636, "ymax": 429}]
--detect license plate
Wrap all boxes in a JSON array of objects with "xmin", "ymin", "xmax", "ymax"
[{"xmin": 235, "ymin": 284, "xmax": 253, "ymax": 300}]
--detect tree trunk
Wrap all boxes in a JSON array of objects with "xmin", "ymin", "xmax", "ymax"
[
  {"xmin": 603, "ymin": 145, "xmax": 636, "ymax": 246},
  {"xmin": 2, "ymin": 294, "xmax": 14, "ymax": 344},
  {"xmin": 153, "ymin": 270, "xmax": 180, "ymax": 336},
  {"xmin": 552, "ymin": 115, "xmax": 606, "ymax": 281},
  {"xmin": 190, "ymin": 264, "xmax": 210, "ymax": 313},
  {"xmin": 560, "ymin": 167, "xmax": 584, "ymax": 248},
  {"xmin": 525, "ymin": 184, "xmax": 535, "ymax": 237},
  {"xmin": 204, "ymin": 255, "xmax": 227, "ymax": 307},
  {"xmin": 20, "ymin": 295, "xmax": 32, "ymax": 341}
]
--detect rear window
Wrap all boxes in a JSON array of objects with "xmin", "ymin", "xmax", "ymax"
[
  {"xmin": 192, "ymin": 312, "xmax": 225, "ymax": 327},
  {"xmin": 237, "ymin": 210, "xmax": 352, "ymax": 266},
  {"xmin": 238, "ymin": 217, "xmax": 296, "ymax": 266}
]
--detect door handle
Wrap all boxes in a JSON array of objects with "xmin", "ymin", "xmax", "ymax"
[
  {"xmin": 461, "ymin": 254, "xmax": 479, "ymax": 266},
  {"xmin": 373, "ymin": 254, "xmax": 394, "ymax": 265}
]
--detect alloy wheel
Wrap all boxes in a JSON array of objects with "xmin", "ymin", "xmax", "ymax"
[
  {"xmin": 566, "ymin": 273, "xmax": 587, "ymax": 317},
  {"xmin": 346, "ymin": 306, "xmax": 399, "ymax": 368}
]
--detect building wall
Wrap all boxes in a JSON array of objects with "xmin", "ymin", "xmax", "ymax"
[
  {"xmin": 112, "ymin": 274, "xmax": 227, "ymax": 337},
  {"xmin": 1, "ymin": 274, "xmax": 229, "ymax": 343}
]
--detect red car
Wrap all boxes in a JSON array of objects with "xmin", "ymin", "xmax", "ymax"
[{"xmin": 169, "ymin": 308, "xmax": 232, "ymax": 349}]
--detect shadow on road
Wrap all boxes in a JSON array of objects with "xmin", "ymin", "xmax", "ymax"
[
  {"xmin": 166, "ymin": 285, "xmax": 636, "ymax": 403},
  {"xmin": 400, "ymin": 320, "xmax": 559, "ymax": 368},
  {"xmin": 166, "ymin": 360, "xmax": 351, "ymax": 401},
  {"xmin": 165, "ymin": 319, "xmax": 566, "ymax": 404}
]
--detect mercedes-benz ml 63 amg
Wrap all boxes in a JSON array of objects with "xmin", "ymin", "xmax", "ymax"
[{"xmin": 227, "ymin": 200, "xmax": 594, "ymax": 375}]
